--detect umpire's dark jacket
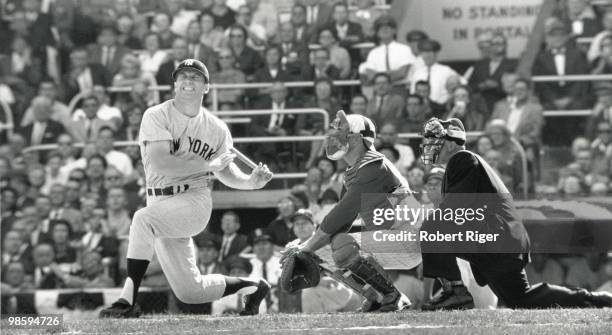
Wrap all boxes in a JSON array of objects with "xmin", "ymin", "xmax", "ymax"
[{"xmin": 425, "ymin": 150, "xmax": 530, "ymax": 258}]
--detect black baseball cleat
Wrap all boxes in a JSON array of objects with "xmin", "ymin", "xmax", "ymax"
[
  {"xmin": 99, "ymin": 298, "xmax": 142, "ymax": 318},
  {"xmin": 377, "ymin": 291, "xmax": 411, "ymax": 312},
  {"xmin": 587, "ymin": 291, "xmax": 612, "ymax": 308},
  {"xmin": 239, "ymin": 279, "xmax": 271, "ymax": 316},
  {"xmin": 422, "ymin": 285, "xmax": 475, "ymax": 311}
]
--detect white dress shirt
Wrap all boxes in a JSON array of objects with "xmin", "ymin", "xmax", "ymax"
[
  {"xmin": 506, "ymin": 100, "xmax": 524, "ymax": 134},
  {"xmin": 360, "ymin": 41, "xmax": 415, "ymax": 74},
  {"xmin": 268, "ymin": 101, "xmax": 285, "ymax": 129},
  {"xmin": 408, "ymin": 61, "xmax": 459, "ymax": 104},
  {"xmin": 249, "ymin": 255, "xmax": 281, "ymax": 286}
]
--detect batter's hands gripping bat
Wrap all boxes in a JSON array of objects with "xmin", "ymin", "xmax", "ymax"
[{"xmin": 230, "ymin": 147, "xmax": 274, "ymax": 185}]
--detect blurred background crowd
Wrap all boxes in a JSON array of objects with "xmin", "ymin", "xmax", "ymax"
[{"xmin": 1, "ymin": 0, "xmax": 612, "ymax": 314}]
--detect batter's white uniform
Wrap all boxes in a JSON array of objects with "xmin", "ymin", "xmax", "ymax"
[{"xmin": 127, "ymin": 99, "xmax": 230, "ymax": 303}]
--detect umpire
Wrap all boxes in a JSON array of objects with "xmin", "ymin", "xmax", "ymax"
[{"xmin": 419, "ymin": 117, "xmax": 612, "ymax": 310}]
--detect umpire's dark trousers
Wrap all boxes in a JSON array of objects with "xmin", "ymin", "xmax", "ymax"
[{"xmin": 422, "ymin": 252, "xmax": 595, "ymax": 308}]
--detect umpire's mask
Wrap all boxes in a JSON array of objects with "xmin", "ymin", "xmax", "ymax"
[{"xmin": 420, "ymin": 117, "xmax": 466, "ymax": 168}]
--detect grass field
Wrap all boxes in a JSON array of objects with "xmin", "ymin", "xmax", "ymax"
[{"xmin": 3, "ymin": 308, "xmax": 612, "ymax": 335}]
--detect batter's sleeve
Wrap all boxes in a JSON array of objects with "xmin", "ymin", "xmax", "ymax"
[
  {"xmin": 320, "ymin": 163, "xmax": 387, "ymax": 235},
  {"xmin": 210, "ymin": 122, "xmax": 234, "ymax": 160},
  {"xmin": 139, "ymin": 110, "xmax": 173, "ymax": 144}
]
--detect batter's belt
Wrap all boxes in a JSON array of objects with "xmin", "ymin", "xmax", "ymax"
[{"xmin": 147, "ymin": 184, "xmax": 190, "ymax": 196}]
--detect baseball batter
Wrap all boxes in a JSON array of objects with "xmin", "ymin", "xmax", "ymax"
[{"xmin": 100, "ymin": 59, "xmax": 273, "ymax": 318}]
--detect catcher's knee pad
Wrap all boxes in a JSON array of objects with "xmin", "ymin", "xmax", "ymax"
[{"xmin": 331, "ymin": 234, "xmax": 360, "ymax": 269}]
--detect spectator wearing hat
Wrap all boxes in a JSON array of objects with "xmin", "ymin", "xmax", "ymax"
[
  {"xmin": 360, "ymin": 15, "xmax": 415, "ymax": 83},
  {"xmin": 250, "ymin": 229, "xmax": 281, "ymax": 313},
  {"xmin": 405, "ymin": 30, "xmax": 428, "ymax": 60},
  {"xmin": 198, "ymin": 235, "xmax": 226, "ymax": 275},
  {"xmin": 467, "ymin": 33, "xmax": 517, "ymax": 112},
  {"xmin": 366, "ymin": 73, "xmax": 405, "ymax": 126},
  {"xmin": 290, "ymin": 209, "xmax": 317, "ymax": 243},
  {"xmin": 588, "ymin": 8, "xmax": 612, "ymax": 62},
  {"xmin": 533, "ymin": 17, "xmax": 591, "ymax": 145},
  {"xmin": 218, "ymin": 211, "xmax": 250, "ymax": 262},
  {"xmin": 408, "ymin": 39, "xmax": 460, "ymax": 105},
  {"xmin": 212, "ymin": 255, "xmax": 253, "ymax": 315},
  {"xmin": 266, "ymin": 196, "xmax": 300, "ymax": 247}
]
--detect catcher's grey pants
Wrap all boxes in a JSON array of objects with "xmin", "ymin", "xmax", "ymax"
[{"xmin": 127, "ymin": 187, "xmax": 226, "ymax": 303}]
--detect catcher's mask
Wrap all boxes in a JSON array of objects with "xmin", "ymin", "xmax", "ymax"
[
  {"xmin": 325, "ymin": 110, "xmax": 376, "ymax": 160},
  {"xmin": 420, "ymin": 118, "xmax": 466, "ymax": 167}
]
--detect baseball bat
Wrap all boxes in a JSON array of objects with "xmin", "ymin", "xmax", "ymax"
[{"xmin": 230, "ymin": 147, "xmax": 258, "ymax": 170}]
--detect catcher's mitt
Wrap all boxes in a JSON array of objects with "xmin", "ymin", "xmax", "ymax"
[{"xmin": 280, "ymin": 251, "xmax": 323, "ymax": 293}]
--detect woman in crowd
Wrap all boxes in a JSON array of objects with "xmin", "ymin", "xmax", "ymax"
[{"xmin": 485, "ymin": 119, "xmax": 524, "ymax": 194}]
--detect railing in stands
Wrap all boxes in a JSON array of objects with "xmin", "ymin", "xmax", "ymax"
[
  {"xmin": 0, "ymin": 100, "xmax": 14, "ymax": 136},
  {"xmin": 531, "ymin": 74, "xmax": 612, "ymax": 82},
  {"xmin": 100, "ymin": 80, "xmax": 362, "ymax": 111}
]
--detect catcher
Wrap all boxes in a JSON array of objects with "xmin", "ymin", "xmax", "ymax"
[{"xmin": 280, "ymin": 110, "xmax": 411, "ymax": 312}]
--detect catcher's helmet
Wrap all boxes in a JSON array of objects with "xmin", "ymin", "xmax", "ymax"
[{"xmin": 171, "ymin": 59, "xmax": 210, "ymax": 83}]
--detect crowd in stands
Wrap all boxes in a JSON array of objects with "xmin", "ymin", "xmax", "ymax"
[{"xmin": 2, "ymin": 0, "xmax": 612, "ymax": 314}]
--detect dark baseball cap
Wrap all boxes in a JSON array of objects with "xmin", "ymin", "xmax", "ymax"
[
  {"xmin": 406, "ymin": 30, "xmax": 428, "ymax": 42},
  {"xmin": 172, "ymin": 58, "xmax": 210, "ymax": 83},
  {"xmin": 224, "ymin": 255, "xmax": 252, "ymax": 273},
  {"xmin": 252, "ymin": 228, "xmax": 273, "ymax": 244},
  {"xmin": 291, "ymin": 209, "xmax": 315, "ymax": 224},
  {"xmin": 418, "ymin": 39, "xmax": 442, "ymax": 53}
]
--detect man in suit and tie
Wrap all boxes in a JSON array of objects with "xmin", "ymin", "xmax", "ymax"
[
  {"xmin": 290, "ymin": 4, "xmax": 314, "ymax": 45},
  {"xmin": 218, "ymin": 211, "xmax": 250, "ymax": 262},
  {"xmin": 467, "ymin": 33, "xmax": 517, "ymax": 112},
  {"xmin": 303, "ymin": 48, "xmax": 341, "ymax": 81},
  {"xmin": 80, "ymin": 207, "xmax": 119, "ymax": 259},
  {"xmin": 198, "ymin": 236, "xmax": 227, "ymax": 275},
  {"xmin": 18, "ymin": 96, "xmax": 66, "ymax": 147},
  {"xmin": 185, "ymin": 20, "xmax": 219, "ymax": 73},
  {"xmin": 300, "ymin": 0, "xmax": 333, "ymax": 35},
  {"xmin": 366, "ymin": 73, "xmax": 405, "ymax": 127},
  {"xmin": 48, "ymin": 183, "xmax": 83, "ymax": 231},
  {"xmin": 156, "ymin": 37, "xmax": 189, "ymax": 87},
  {"xmin": 62, "ymin": 48, "xmax": 112, "ymax": 103},
  {"xmin": 277, "ymin": 22, "xmax": 311, "ymax": 77},
  {"xmin": 328, "ymin": 2, "xmax": 364, "ymax": 66},
  {"xmin": 88, "ymin": 26, "xmax": 130, "ymax": 76},
  {"xmin": 71, "ymin": 95, "xmax": 116, "ymax": 143},
  {"xmin": 250, "ymin": 82, "xmax": 301, "ymax": 166},
  {"xmin": 532, "ymin": 18, "xmax": 591, "ymax": 145},
  {"xmin": 1, "ymin": 231, "xmax": 34, "ymax": 275}
]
